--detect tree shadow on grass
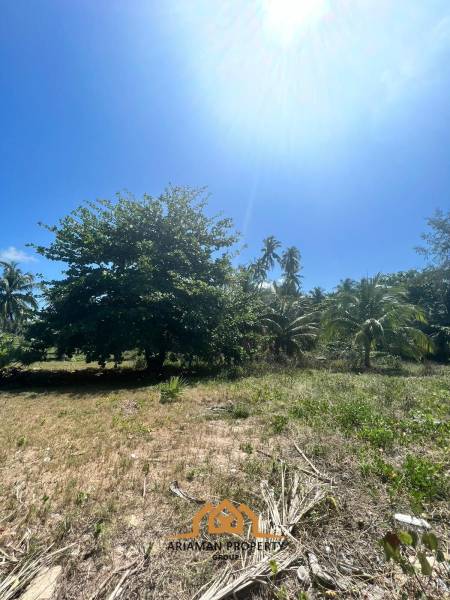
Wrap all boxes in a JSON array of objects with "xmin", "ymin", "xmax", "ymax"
[{"xmin": 0, "ymin": 363, "xmax": 222, "ymax": 396}]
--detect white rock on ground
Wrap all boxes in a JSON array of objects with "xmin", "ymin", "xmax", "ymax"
[
  {"xmin": 393, "ymin": 513, "xmax": 431, "ymax": 529},
  {"xmin": 20, "ymin": 566, "xmax": 62, "ymax": 600}
]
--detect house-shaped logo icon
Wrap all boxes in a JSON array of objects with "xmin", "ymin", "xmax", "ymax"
[{"xmin": 169, "ymin": 499, "xmax": 284, "ymax": 540}]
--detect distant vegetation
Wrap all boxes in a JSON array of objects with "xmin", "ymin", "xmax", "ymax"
[{"xmin": 0, "ymin": 188, "xmax": 448, "ymax": 372}]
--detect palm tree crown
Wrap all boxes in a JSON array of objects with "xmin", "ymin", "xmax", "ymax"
[
  {"xmin": 261, "ymin": 236, "xmax": 281, "ymax": 271},
  {"xmin": 280, "ymin": 246, "xmax": 302, "ymax": 296},
  {"xmin": 262, "ymin": 297, "xmax": 319, "ymax": 357},
  {"xmin": 324, "ymin": 274, "xmax": 432, "ymax": 367},
  {"xmin": 0, "ymin": 261, "xmax": 37, "ymax": 333}
]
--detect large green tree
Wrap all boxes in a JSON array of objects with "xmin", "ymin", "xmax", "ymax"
[
  {"xmin": 416, "ymin": 209, "xmax": 450, "ymax": 268},
  {"xmin": 30, "ymin": 187, "xmax": 247, "ymax": 369},
  {"xmin": 0, "ymin": 261, "xmax": 37, "ymax": 333},
  {"xmin": 323, "ymin": 274, "xmax": 432, "ymax": 367}
]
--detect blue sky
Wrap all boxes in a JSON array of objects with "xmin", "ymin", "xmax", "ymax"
[{"xmin": 1, "ymin": 0, "xmax": 450, "ymax": 290}]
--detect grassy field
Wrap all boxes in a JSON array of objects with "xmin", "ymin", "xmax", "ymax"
[{"xmin": 0, "ymin": 362, "xmax": 449, "ymax": 599}]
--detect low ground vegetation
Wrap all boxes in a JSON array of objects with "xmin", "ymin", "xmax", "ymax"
[{"xmin": 0, "ymin": 361, "xmax": 448, "ymax": 598}]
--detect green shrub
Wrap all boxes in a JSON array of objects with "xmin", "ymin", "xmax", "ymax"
[
  {"xmin": 359, "ymin": 423, "xmax": 396, "ymax": 449},
  {"xmin": 402, "ymin": 455, "xmax": 449, "ymax": 501},
  {"xmin": 335, "ymin": 398, "xmax": 376, "ymax": 430},
  {"xmin": 0, "ymin": 333, "xmax": 43, "ymax": 368},
  {"xmin": 229, "ymin": 403, "xmax": 250, "ymax": 419},
  {"xmin": 159, "ymin": 376, "xmax": 186, "ymax": 404},
  {"xmin": 271, "ymin": 414, "xmax": 289, "ymax": 434},
  {"xmin": 0, "ymin": 334, "xmax": 19, "ymax": 368},
  {"xmin": 290, "ymin": 396, "xmax": 329, "ymax": 421}
]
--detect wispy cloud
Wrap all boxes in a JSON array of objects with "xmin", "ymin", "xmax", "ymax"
[{"xmin": 0, "ymin": 246, "xmax": 37, "ymax": 263}]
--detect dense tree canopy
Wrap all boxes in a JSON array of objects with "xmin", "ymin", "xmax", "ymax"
[
  {"xmin": 30, "ymin": 187, "xmax": 255, "ymax": 368},
  {"xmin": 0, "ymin": 193, "xmax": 442, "ymax": 372}
]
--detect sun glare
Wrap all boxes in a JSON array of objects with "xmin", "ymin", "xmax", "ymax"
[{"xmin": 263, "ymin": 0, "xmax": 330, "ymax": 45}]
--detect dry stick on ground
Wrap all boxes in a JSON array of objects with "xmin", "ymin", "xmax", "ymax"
[
  {"xmin": 256, "ymin": 449, "xmax": 333, "ymax": 484},
  {"xmin": 292, "ymin": 443, "xmax": 334, "ymax": 483},
  {"xmin": 169, "ymin": 480, "xmax": 204, "ymax": 504},
  {"xmin": 86, "ymin": 558, "xmax": 145, "ymax": 600},
  {"xmin": 192, "ymin": 458, "xmax": 331, "ymax": 600}
]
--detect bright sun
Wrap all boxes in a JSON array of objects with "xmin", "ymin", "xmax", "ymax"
[{"xmin": 263, "ymin": 0, "xmax": 330, "ymax": 45}]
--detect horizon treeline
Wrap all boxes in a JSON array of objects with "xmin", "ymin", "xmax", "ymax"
[{"xmin": 0, "ymin": 187, "xmax": 449, "ymax": 370}]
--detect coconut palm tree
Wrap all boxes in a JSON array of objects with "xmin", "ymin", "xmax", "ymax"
[
  {"xmin": 249, "ymin": 236, "xmax": 281, "ymax": 288},
  {"xmin": 279, "ymin": 246, "xmax": 302, "ymax": 296},
  {"xmin": 261, "ymin": 236, "xmax": 281, "ymax": 272},
  {"xmin": 262, "ymin": 298, "xmax": 319, "ymax": 357},
  {"xmin": 0, "ymin": 262, "xmax": 37, "ymax": 333},
  {"xmin": 310, "ymin": 286, "xmax": 326, "ymax": 306},
  {"xmin": 323, "ymin": 274, "xmax": 432, "ymax": 367}
]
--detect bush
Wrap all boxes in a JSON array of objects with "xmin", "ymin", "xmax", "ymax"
[
  {"xmin": 402, "ymin": 455, "xmax": 449, "ymax": 501},
  {"xmin": 159, "ymin": 376, "xmax": 186, "ymax": 404},
  {"xmin": 359, "ymin": 424, "xmax": 396, "ymax": 449},
  {"xmin": 229, "ymin": 403, "xmax": 250, "ymax": 419},
  {"xmin": 271, "ymin": 414, "xmax": 289, "ymax": 434},
  {"xmin": 335, "ymin": 398, "xmax": 377, "ymax": 430},
  {"xmin": 0, "ymin": 334, "xmax": 17, "ymax": 368},
  {"xmin": 0, "ymin": 333, "xmax": 44, "ymax": 368}
]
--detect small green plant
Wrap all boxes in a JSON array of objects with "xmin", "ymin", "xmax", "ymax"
[
  {"xmin": 16, "ymin": 435, "xmax": 27, "ymax": 448},
  {"xmin": 359, "ymin": 424, "xmax": 396, "ymax": 449},
  {"xmin": 159, "ymin": 376, "xmax": 186, "ymax": 404},
  {"xmin": 240, "ymin": 442, "xmax": 253, "ymax": 454},
  {"xmin": 274, "ymin": 585, "xmax": 288, "ymax": 600},
  {"xmin": 271, "ymin": 414, "xmax": 289, "ymax": 434},
  {"xmin": 380, "ymin": 529, "xmax": 446, "ymax": 577},
  {"xmin": 335, "ymin": 398, "xmax": 376, "ymax": 430},
  {"xmin": 76, "ymin": 491, "xmax": 89, "ymax": 506},
  {"xmin": 290, "ymin": 396, "xmax": 329, "ymax": 421},
  {"xmin": 229, "ymin": 403, "xmax": 250, "ymax": 419},
  {"xmin": 402, "ymin": 455, "xmax": 448, "ymax": 501},
  {"xmin": 93, "ymin": 519, "xmax": 105, "ymax": 539}
]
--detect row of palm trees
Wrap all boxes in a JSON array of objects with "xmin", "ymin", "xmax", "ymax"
[
  {"xmin": 250, "ymin": 236, "xmax": 302, "ymax": 296},
  {"xmin": 260, "ymin": 278, "xmax": 433, "ymax": 367},
  {"xmin": 250, "ymin": 238, "xmax": 433, "ymax": 367}
]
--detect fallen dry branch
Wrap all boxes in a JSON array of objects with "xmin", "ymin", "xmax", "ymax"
[{"xmin": 170, "ymin": 480, "xmax": 204, "ymax": 504}]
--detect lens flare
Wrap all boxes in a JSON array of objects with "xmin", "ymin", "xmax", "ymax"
[{"xmin": 263, "ymin": 0, "xmax": 330, "ymax": 45}]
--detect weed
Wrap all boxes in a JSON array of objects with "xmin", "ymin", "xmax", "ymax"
[
  {"xmin": 335, "ymin": 398, "xmax": 376, "ymax": 430},
  {"xmin": 75, "ymin": 491, "xmax": 89, "ymax": 506},
  {"xmin": 402, "ymin": 455, "xmax": 449, "ymax": 501},
  {"xmin": 229, "ymin": 403, "xmax": 250, "ymax": 419},
  {"xmin": 290, "ymin": 396, "xmax": 329, "ymax": 421},
  {"xmin": 239, "ymin": 442, "xmax": 253, "ymax": 454},
  {"xmin": 93, "ymin": 520, "xmax": 106, "ymax": 539},
  {"xmin": 160, "ymin": 376, "xmax": 186, "ymax": 403},
  {"xmin": 359, "ymin": 423, "xmax": 396, "ymax": 449},
  {"xmin": 271, "ymin": 414, "xmax": 289, "ymax": 434}
]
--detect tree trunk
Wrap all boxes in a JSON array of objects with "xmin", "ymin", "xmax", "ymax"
[
  {"xmin": 144, "ymin": 348, "xmax": 166, "ymax": 372},
  {"xmin": 363, "ymin": 342, "xmax": 371, "ymax": 368}
]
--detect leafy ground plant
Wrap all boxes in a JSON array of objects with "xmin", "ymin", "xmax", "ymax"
[
  {"xmin": 380, "ymin": 528, "xmax": 448, "ymax": 582},
  {"xmin": 159, "ymin": 376, "xmax": 186, "ymax": 404}
]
